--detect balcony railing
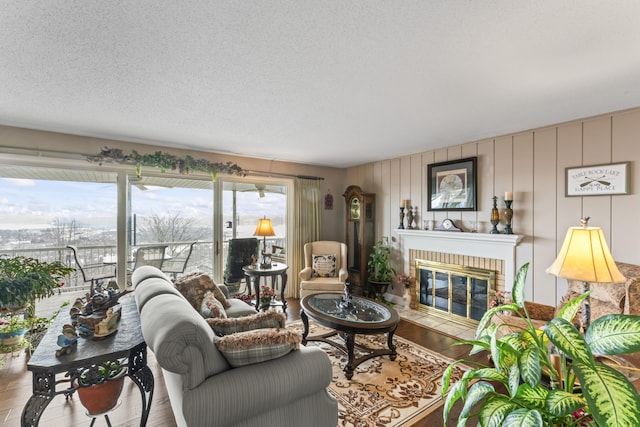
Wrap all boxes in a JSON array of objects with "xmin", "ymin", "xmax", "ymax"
[{"xmin": 0, "ymin": 237, "xmax": 286, "ymax": 292}]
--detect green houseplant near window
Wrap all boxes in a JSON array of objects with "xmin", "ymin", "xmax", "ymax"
[
  {"xmin": 367, "ymin": 237, "xmax": 397, "ymax": 297},
  {"xmin": 0, "ymin": 256, "xmax": 74, "ymax": 315},
  {"xmin": 442, "ymin": 262, "xmax": 640, "ymax": 427}
]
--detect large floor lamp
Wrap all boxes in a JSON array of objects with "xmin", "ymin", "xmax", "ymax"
[{"xmin": 546, "ymin": 218, "xmax": 625, "ymax": 331}]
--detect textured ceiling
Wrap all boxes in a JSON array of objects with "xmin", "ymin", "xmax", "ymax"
[{"xmin": 1, "ymin": 1, "xmax": 640, "ymax": 168}]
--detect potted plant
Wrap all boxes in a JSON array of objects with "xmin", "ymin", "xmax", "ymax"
[
  {"xmin": 75, "ymin": 359, "xmax": 127, "ymax": 415},
  {"xmin": 259, "ymin": 285, "xmax": 275, "ymax": 309},
  {"xmin": 441, "ymin": 262, "xmax": 640, "ymax": 426},
  {"xmin": 366, "ymin": 237, "xmax": 396, "ymax": 297},
  {"xmin": 0, "ymin": 256, "xmax": 74, "ymax": 315},
  {"xmin": 0, "ymin": 316, "xmax": 30, "ymax": 347}
]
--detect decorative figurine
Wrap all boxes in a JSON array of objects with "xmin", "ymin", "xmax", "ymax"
[
  {"xmin": 339, "ymin": 280, "xmax": 354, "ymax": 309},
  {"xmin": 406, "ymin": 206, "xmax": 414, "ymax": 229},
  {"xmin": 93, "ymin": 305, "xmax": 121, "ymax": 339},
  {"xmin": 74, "ymin": 281, "xmax": 128, "ymax": 339},
  {"xmin": 490, "ymin": 196, "xmax": 500, "ymax": 234},
  {"xmin": 55, "ymin": 324, "xmax": 78, "ymax": 357}
]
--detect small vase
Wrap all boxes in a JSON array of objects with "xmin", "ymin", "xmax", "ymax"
[
  {"xmin": 404, "ymin": 289, "xmax": 412, "ymax": 308},
  {"xmin": 260, "ymin": 297, "xmax": 272, "ymax": 309}
]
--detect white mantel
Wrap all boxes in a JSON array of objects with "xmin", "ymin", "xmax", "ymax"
[{"xmin": 396, "ymin": 230, "xmax": 524, "ymax": 285}]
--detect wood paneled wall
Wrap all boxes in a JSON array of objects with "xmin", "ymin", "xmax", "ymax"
[{"xmin": 347, "ymin": 108, "xmax": 640, "ymax": 306}]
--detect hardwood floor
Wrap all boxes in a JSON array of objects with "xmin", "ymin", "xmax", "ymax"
[{"xmin": 1, "ymin": 298, "xmax": 486, "ymax": 426}]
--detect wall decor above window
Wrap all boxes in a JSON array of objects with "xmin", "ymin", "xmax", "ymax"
[
  {"xmin": 566, "ymin": 162, "xmax": 630, "ymax": 196},
  {"xmin": 87, "ymin": 147, "xmax": 244, "ymax": 181},
  {"xmin": 427, "ymin": 157, "xmax": 477, "ymax": 211}
]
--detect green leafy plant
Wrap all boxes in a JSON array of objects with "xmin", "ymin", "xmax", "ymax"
[
  {"xmin": 367, "ymin": 237, "xmax": 396, "ymax": 285},
  {"xmin": 78, "ymin": 360, "xmax": 126, "ymax": 387},
  {"xmin": 442, "ymin": 262, "xmax": 640, "ymax": 427},
  {"xmin": 87, "ymin": 147, "xmax": 245, "ymax": 181},
  {"xmin": 0, "ymin": 256, "xmax": 75, "ymax": 311},
  {"xmin": 0, "ymin": 316, "xmax": 30, "ymax": 333}
]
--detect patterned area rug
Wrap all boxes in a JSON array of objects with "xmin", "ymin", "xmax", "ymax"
[{"xmin": 287, "ymin": 321, "xmax": 466, "ymax": 427}]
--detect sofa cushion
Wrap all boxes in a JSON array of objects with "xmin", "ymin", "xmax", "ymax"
[
  {"xmin": 201, "ymin": 291, "xmax": 228, "ymax": 319},
  {"xmin": 312, "ymin": 254, "xmax": 336, "ymax": 278},
  {"xmin": 225, "ymin": 298, "xmax": 259, "ymax": 318},
  {"xmin": 215, "ymin": 328, "xmax": 301, "ymax": 367},
  {"xmin": 174, "ymin": 272, "xmax": 230, "ymax": 310},
  {"xmin": 205, "ymin": 310, "xmax": 285, "ymax": 336},
  {"xmin": 560, "ymin": 278, "xmax": 627, "ymax": 328}
]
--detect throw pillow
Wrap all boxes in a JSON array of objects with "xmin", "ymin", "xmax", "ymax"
[
  {"xmin": 206, "ymin": 310, "xmax": 285, "ymax": 336},
  {"xmin": 201, "ymin": 291, "xmax": 228, "ymax": 319},
  {"xmin": 312, "ymin": 254, "xmax": 337, "ymax": 278},
  {"xmin": 174, "ymin": 272, "xmax": 231, "ymax": 310},
  {"xmin": 215, "ymin": 328, "xmax": 301, "ymax": 367}
]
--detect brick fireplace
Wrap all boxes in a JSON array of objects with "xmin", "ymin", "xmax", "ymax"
[{"xmin": 397, "ymin": 230, "xmax": 523, "ymax": 324}]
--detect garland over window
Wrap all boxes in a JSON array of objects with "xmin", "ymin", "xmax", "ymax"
[{"xmin": 87, "ymin": 147, "xmax": 244, "ymax": 181}]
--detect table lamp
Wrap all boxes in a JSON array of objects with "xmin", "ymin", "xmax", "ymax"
[
  {"xmin": 546, "ymin": 217, "xmax": 625, "ymax": 330},
  {"xmin": 254, "ymin": 216, "xmax": 276, "ymax": 269}
]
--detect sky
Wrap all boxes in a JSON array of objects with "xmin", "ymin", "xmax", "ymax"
[{"xmin": 0, "ymin": 177, "xmax": 286, "ymax": 234}]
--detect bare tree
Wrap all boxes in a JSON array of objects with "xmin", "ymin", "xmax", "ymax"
[
  {"xmin": 138, "ymin": 212, "xmax": 207, "ymax": 246},
  {"xmin": 47, "ymin": 217, "xmax": 81, "ymax": 247}
]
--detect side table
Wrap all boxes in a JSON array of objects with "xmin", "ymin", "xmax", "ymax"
[
  {"xmin": 243, "ymin": 263, "xmax": 288, "ymax": 311},
  {"xmin": 21, "ymin": 295, "xmax": 154, "ymax": 427}
]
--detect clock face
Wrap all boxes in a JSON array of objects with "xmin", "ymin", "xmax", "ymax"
[
  {"xmin": 350, "ymin": 199, "xmax": 361, "ymax": 219},
  {"xmin": 443, "ymin": 219, "xmax": 454, "ymax": 229}
]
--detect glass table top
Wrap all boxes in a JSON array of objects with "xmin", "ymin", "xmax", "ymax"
[{"xmin": 307, "ymin": 293, "xmax": 391, "ymax": 323}]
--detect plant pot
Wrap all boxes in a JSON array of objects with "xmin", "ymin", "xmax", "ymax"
[
  {"xmin": 368, "ymin": 281, "xmax": 390, "ymax": 298},
  {"xmin": 260, "ymin": 297, "xmax": 272, "ymax": 309},
  {"xmin": 0, "ymin": 327, "xmax": 28, "ymax": 347},
  {"xmin": 76, "ymin": 372, "xmax": 126, "ymax": 415}
]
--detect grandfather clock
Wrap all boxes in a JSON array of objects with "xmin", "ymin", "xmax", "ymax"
[{"xmin": 343, "ymin": 185, "xmax": 375, "ymax": 295}]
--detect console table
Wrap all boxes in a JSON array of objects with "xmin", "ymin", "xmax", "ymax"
[{"xmin": 21, "ymin": 295, "xmax": 154, "ymax": 427}]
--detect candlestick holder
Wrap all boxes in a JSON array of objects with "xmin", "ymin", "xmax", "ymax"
[
  {"xmin": 406, "ymin": 206, "xmax": 414, "ymax": 229},
  {"xmin": 503, "ymin": 200, "xmax": 513, "ymax": 234},
  {"xmin": 490, "ymin": 196, "xmax": 500, "ymax": 234},
  {"xmin": 399, "ymin": 207, "xmax": 405, "ymax": 229}
]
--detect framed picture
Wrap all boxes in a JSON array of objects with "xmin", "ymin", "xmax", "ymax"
[
  {"xmin": 427, "ymin": 157, "xmax": 477, "ymax": 211},
  {"xmin": 566, "ymin": 162, "xmax": 630, "ymax": 196}
]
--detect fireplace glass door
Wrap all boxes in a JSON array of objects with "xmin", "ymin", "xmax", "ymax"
[{"xmin": 417, "ymin": 260, "xmax": 495, "ymax": 325}]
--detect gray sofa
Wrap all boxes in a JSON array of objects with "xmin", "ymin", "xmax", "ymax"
[{"xmin": 132, "ymin": 266, "xmax": 338, "ymax": 427}]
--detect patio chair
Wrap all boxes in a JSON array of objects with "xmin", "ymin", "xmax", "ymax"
[
  {"xmin": 161, "ymin": 241, "xmax": 197, "ymax": 279},
  {"xmin": 126, "ymin": 244, "xmax": 168, "ymax": 285},
  {"xmin": 131, "ymin": 245, "xmax": 168, "ymax": 270},
  {"xmin": 67, "ymin": 245, "xmax": 117, "ymax": 286},
  {"xmin": 223, "ymin": 238, "xmax": 260, "ymax": 295}
]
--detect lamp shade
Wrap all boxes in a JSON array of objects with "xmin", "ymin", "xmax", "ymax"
[
  {"xmin": 253, "ymin": 217, "xmax": 275, "ymax": 237},
  {"xmin": 546, "ymin": 226, "xmax": 625, "ymax": 283}
]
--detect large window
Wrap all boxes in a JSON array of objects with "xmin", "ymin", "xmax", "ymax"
[
  {"xmin": 0, "ymin": 161, "xmax": 292, "ymax": 290},
  {"xmin": 0, "ymin": 165, "xmax": 117, "ymax": 289},
  {"xmin": 128, "ymin": 175, "xmax": 214, "ymax": 276}
]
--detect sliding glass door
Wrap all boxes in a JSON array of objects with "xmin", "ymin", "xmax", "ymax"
[{"xmin": 128, "ymin": 175, "xmax": 214, "ymax": 278}]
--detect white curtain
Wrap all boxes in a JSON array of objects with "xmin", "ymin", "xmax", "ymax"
[{"xmin": 289, "ymin": 178, "xmax": 321, "ymax": 298}]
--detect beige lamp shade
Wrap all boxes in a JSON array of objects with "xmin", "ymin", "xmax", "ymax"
[
  {"xmin": 546, "ymin": 226, "xmax": 625, "ymax": 283},
  {"xmin": 253, "ymin": 217, "xmax": 276, "ymax": 237}
]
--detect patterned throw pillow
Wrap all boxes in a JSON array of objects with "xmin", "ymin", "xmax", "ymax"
[
  {"xmin": 201, "ymin": 291, "xmax": 228, "ymax": 319},
  {"xmin": 312, "ymin": 254, "xmax": 337, "ymax": 278},
  {"xmin": 174, "ymin": 272, "xmax": 231, "ymax": 310},
  {"xmin": 206, "ymin": 311, "xmax": 285, "ymax": 336},
  {"xmin": 215, "ymin": 328, "xmax": 301, "ymax": 367}
]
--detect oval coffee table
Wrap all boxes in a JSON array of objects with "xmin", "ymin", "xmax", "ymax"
[{"xmin": 300, "ymin": 293, "xmax": 399, "ymax": 379}]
